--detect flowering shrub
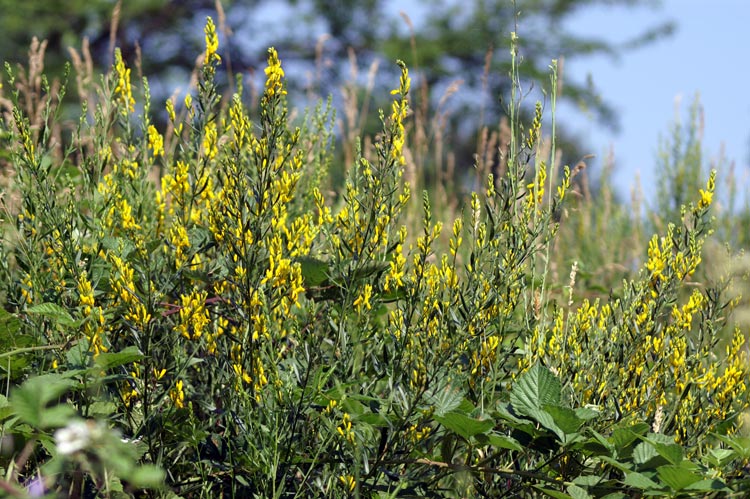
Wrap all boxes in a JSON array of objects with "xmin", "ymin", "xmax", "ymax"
[{"xmin": 0, "ymin": 16, "xmax": 748, "ymax": 498}]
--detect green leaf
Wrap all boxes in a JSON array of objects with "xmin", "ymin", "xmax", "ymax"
[
  {"xmin": 610, "ymin": 424, "xmax": 648, "ymax": 456},
  {"xmin": 127, "ymin": 464, "xmax": 165, "ymax": 489},
  {"xmin": 427, "ymin": 384, "xmax": 465, "ymax": 417},
  {"xmin": 523, "ymin": 407, "xmax": 563, "ymax": 440},
  {"xmin": 39, "ymin": 404, "xmax": 77, "ymax": 428},
  {"xmin": 705, "ymin": 448, "xmax": 735, "ymax": 467},
  {"xmin": 651, "ymin": 442, "xmax": 683, "ymax": 465},
  {"xmin": 566, "ymin": 484, "xmax": 592, "ymax": 499},
  {"xmin": 435, "ymin": 412, "xmax": 493, "ymax": 440},
  {"xmin": 487, "ymin": 433, "xmax": 523, "ymax": 452},
  {"xmin": 296, "ymin": 256, "xmax": 330, "ymax": 287},
  {"xmin": 574, "ymin": 406, "xmax": 600, "ymax": 421},
  {"xmin": 94, "ymin": 346, "xmax": 144, "ymax": 370},
  {"xmin": 11, "ymin": 374, "xmax": 75, "ymax": 427},
  {"xmin": 544, "ymin": 405, "xmax": 584, "ymax": 435},
  {"xmin": 510, "ymin": 364, "xmax": 561, "ymax": 418},
  {"xmin": 622, "ymin": 471, "xmax": 661, "ymax": 490},
  {"xmin": 656, "ymin": 465, "xmax": 702, "ymax": 491},
  {"xmin": 0, "ymin": 308, "xmax": 21, "ymax": 336},
  {"xmin": 572, "ymin": 475, "xmax": 603, "ymax": 487},
  {"xmin": 683, "ymin": 478, "xmax": 729, "ymax": 492},
  {"xmin": 633, "ymin": 441, "xmax": 663, "ymax": 467},
  {"xmin": 27, "ymin": 303, "xmax": 76, "ymax": 328}
]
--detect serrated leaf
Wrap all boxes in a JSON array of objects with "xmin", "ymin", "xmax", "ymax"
[
  {"xmin": 11, "ymin": 374, "xmax": 75, "ymax": 427},
  {"xmin": 510, "ymin": 364, "xmax": 561, "ymax": 418},
  {"xmin": 27, "ymin": 303, "xmax": 76, "ymax": 328},
  {"xmin": 633, "ymin": 441, "xmax": 660, "ymax": 466},
  {"xmin": 435, "ymin": 412, "xmax": 493, "ymax": 440},
  {"xmin": 427, "ymin": 384, "xmax": 464, "ymax": 417},
  {"xmin": 656, "ymin": 465, "xmax": 702, "ymax": 491},
  {"xmin": 94, "ymin": 346, "xmax": 144, "ymax": 370}
]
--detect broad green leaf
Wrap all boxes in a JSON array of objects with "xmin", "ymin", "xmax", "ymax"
[
  {"xmin": 714, "ymin": 434, "xmax": 750, "ymax": 460},
  {"xmin": 435, "ymin": 411, "xmax": 493, "ymax": 440},
  {"xmin": 705, "ymin": 448, "xmax": 735, "ymax": 467},
  {"xmin": 566, "ymin": 484, "xmax": 592, "ymax": 499},
  {"xmin": 574, "ymin": 406, "xmax": 600, "ymax": 421},
  {"xmin": 510, "ymin": 364, "xmax": 561, "ymax": 418},
  {"xmin": 683, "ymin": 478, "xmax": 729, "ymax": 492},
  {"xmin": 27, "ymin": 303, "xmax": 77, "ymax": 327},
  {"xmin": 610, "ymin": 424, "xmax": 648, "ymax": 454},
  {"xmin": 486, "ymin": 433, "xmax": 523, "ymax": 451},
  {"xmin": 524, "ymin": 407, "xmax": 563, "ymax": 441},
  {"xmin": 426, "ymin": 384, "xmax": 464, "ymax": 417},
  {"xmin": 622, "ymin": 471, "xmax": 661, "ymax": 490},
  {"xmin": 11, "ymin": 374, "xmax": 75, "ymax": 427},
  {"xmin": 572, "ymin": 475, "xmax": 604, "ymax": 487},
  {"xmin": 633, "ymin": 441, "xmax": 665, "ymax": 467},
  {"xmin": 544, "ymin": 405, "xmax": 584, "ymax": 435},
  {"xmin": 651, "ymin": 442, "xmax": 682, "ymax": 465},
  {"xmin": 296, "ymin": 256, "xmax": 330, "ymax": 287},
  {"xmin": 656, "ymin": 465, "xmax": 702, "ymax": 491},
  {"xmin": 94, "ymin": 346, "xmax": 144, "ymax": 370},
  {"xmin": 39, "ymin": 404, "xmax": 77, "ymax": 429},
  {"xmin": 600, "ymin": 494, "xmax": 629, "ymax": 499}
]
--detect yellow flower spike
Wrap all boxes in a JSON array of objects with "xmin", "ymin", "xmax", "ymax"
[
  {"xmin": 113, "ymin": 48, "xmax": 135, "ymax": 115},
  {"xmin": 147, "ymin": 125, "xmax": 164, "ymax": 157},
  {"xmin": 170, "ymin": 379, "xmax": 185, "ymax": 409},
  {"xmin": 697, "ymin": 170, "xmax": 716, "ymax": 209},
  {"xmin": 264, "ymin": 47, "xmax": 286, "ymax": 97},
  {"xmin": 203, "ymin": 16, "xmax": 221, "ymax": 67}
]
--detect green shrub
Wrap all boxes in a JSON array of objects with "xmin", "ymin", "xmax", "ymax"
[{"xmin": 0, "ymin": 17, "xmax": 748, "ymax": 499}]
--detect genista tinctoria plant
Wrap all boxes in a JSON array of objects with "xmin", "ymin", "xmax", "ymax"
[{"xmin": 0, "ymin": 16, "xmax": 748, "ymax": 499}]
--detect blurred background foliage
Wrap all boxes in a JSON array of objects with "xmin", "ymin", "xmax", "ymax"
[{"xmin": 0, "ymin": 0, "xmax": 675, "ymax": 180}]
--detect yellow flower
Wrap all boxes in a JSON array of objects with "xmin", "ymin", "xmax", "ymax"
[
  {"xmin": 353, "ymin": 284, "xmax": 373, "ymax": 313},
  {"xmin": 338, "ymin": 475, "xmax": 356, "ymax": 492},
  {"xmin": 203, "ymin": 16, "xmax": 221, "ymax": 67},
  {"xmin": 170, "ymin": 379, "xmax": 185, "ymax": 409},
  {"xmin": 697, "ymin": 170, "xmax": 716, "ymax": 209},
  {"xmin": 113, "ymin": 48, "xmax": 135, "ymax": 114},
  {"xmin": 147, "ymin": 125, "xmax": 164, "ymax": 157},
  {"xmin": 264, "ymin": 47, "xmax": 286, "ymax": 96}
]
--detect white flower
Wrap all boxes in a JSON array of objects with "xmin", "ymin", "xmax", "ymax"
[{"xmin": 54, "ymin": 421, "xmax": 91, "ymax": 455}]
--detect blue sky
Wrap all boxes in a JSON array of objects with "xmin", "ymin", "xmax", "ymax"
[{"xmin": 559, "ymin": 0, "xmax": 750, "ymax": 203}]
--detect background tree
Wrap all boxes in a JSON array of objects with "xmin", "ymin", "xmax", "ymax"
[{"xmin": 0, "ymin": 0, "xmax": 674, "ymax": 187}]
